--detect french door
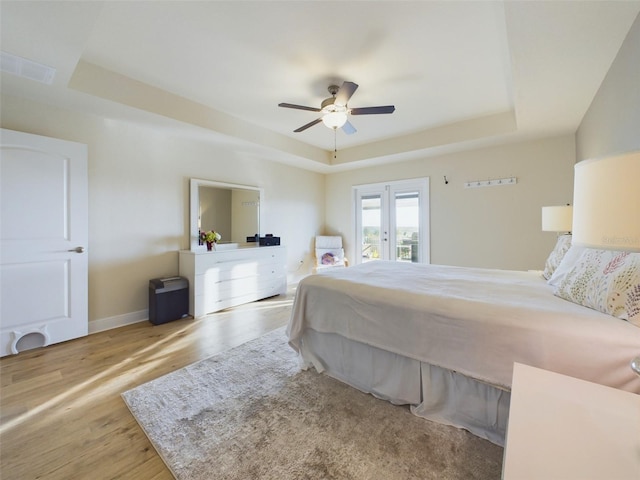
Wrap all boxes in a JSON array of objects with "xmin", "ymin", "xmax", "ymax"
[{"xmin": 354, "ymin": 178, "xmax": 429, "ymax": 264}]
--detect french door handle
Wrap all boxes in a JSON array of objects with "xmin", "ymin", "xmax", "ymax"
[{"xmin": 68, "ymin": 246, "xmax": 85, "ymax": 253}]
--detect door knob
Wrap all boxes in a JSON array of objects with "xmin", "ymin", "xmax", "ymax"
[{"xmin": 68, "ymin": 246, "xmax": 85, "ymax": 253}]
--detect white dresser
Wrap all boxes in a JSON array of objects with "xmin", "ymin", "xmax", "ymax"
[{"xmin": 179, "ymin": 245, "xmax": 287, "ymax": 318}]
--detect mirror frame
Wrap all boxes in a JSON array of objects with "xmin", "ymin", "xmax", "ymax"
[{"xmin": 190, "ymin": 178, "xmax": 263, "ymax": 251}]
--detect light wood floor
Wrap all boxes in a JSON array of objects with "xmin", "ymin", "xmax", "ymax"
[{"xmin": 0, "ymin": 289, "xmax": 295, "ymax": 479}]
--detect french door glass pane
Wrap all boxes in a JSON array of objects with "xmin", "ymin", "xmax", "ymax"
[
  {"xmin": 395, "ymin": 191, "xmax": 419, "ymax": 262},
  {"xmin": 361, "ymin": 194, "xmax": 381, "ymax": 262}
]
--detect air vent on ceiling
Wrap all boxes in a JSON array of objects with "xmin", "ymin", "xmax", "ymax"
[{"xmin": 1, "ymin": 51, "xmax": 56, "ymax": 85}]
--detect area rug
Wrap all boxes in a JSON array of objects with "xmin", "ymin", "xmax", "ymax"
[{"xmin": 122, "ymin": 327, "xmax": 503, "ymax": 480}]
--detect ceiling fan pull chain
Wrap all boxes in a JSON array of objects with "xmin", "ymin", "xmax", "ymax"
[{"xmin": 334, "ymin": 128, "xmax": 337, "ymax": 159}]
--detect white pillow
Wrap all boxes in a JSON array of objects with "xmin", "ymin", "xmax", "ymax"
[
  {"xmin": 547, "ymin": 245, "xmax": 586, "ymax": 287},
  {"xmin": 554, "ymin": 249, "xmax": 640, "ymax": 327},
  {"xmin": 542, "ymin": 234, "xmax": 572, "ymax": 280}
]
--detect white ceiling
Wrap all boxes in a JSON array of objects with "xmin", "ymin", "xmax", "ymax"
[{"xmin": 1, "ymin": 1, "xmax": 638, "ymax": 172}]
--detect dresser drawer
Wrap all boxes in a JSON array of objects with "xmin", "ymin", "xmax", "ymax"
[
  {"xmin": 192, "ymin": 246, "xmax": 285, "ymax": 274},
  {"xmin": 201, "ymin": 273, "xmax": 286, "ymax": 313},
  {"xmin": 200, "ymin": 265, "xmax": 283, "ymax": 293}
]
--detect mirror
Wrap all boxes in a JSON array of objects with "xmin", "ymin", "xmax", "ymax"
[{"xmin": 190, "ymin": 178, "xmax": 262, "ymax": 251}]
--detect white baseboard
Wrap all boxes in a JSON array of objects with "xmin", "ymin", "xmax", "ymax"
[{"xmin": 89, "ymin": 310, "xmax": 148, "ymax": 334}]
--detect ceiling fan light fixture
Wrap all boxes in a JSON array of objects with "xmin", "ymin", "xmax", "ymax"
[{"xmin": 322, "ymin": 110, "xmax": 348, "ymax": 129}]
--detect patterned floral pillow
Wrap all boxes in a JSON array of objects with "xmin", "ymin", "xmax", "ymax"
[
  {"xmin": 554, "ymin": 249, "xmax": 640, "ymax": 327},
  {"xmin": 315, "ymin": 248, "xmax": 345, "ymax": 266},
  {"xmin": 542, "ymin": 234, "xmax": 572, "ymax": 280},
  {"xmin": 547, "ymin": 245, "xmax": 586, "ymax": 287}
]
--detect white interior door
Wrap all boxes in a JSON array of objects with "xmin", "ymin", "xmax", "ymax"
[
  {"xmin": 355, "ymin": 178, "xmax": 430, "ymax": 264},
  {"xmin": 1, "ymin": 129, "xmax": 88, "ymax": 356}
]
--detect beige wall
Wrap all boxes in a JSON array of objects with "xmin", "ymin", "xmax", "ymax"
[
  {"xmin": 1, "ymin": 95, "xmax": 324, "ymax": 326},
  {"xmin": 231, "ymin": 189, "xmax": 261, "ymax": 243},
  {"xmin": 576, "ymin": 13, "xmax": 640, "ymax": 160},
  {"xmin": 199, "ymin": 187, "xmax": 231, "ymax": 240},
  {"xmin": 326, "ymin": 136, "xmax": 576, "ymax": 270}
]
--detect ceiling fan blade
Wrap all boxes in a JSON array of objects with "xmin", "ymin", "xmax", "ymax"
[
  {"xmin": 342, "ymin": 120, "xmax": 357, "ymax": 135},
  {"xmin": 350, "ymin": 105, "xmax": 395, "ymax": 115},
  {"xmin": 293, "ymin": 118, "xmax": 323, "ymax": 132},
  {"xmin": 335, "ymin": 81, "xmax": 358, "ymax": 106},
  {"xmin": 278, "ymin": 103, "xmax": 321, "ymax": 112}
]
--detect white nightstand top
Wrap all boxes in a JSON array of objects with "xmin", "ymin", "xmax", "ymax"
[{"xmin": 503, "ymin": 363, "xmax": 640, "ymax": 480}]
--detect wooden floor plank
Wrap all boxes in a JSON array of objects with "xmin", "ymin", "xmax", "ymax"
[{"xmin": 0, "ymin": 290, "xmax": 294, "ymax": 479}]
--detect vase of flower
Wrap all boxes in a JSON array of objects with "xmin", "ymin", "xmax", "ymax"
[{"xmin": 200, "ymin": 230, "xmax": 221, "ymax": 252}]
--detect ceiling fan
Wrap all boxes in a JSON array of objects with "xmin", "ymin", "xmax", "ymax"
[{"xmin": 278, "ymin": 81, "xmax": 395, "ymax": 135}]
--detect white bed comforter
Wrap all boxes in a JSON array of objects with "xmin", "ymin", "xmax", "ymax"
[{"xmin": 288, "ymin": 261, "xmax": 640, "ymax": 392}]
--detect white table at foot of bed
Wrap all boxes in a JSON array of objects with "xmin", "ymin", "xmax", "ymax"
[{"xmin": 502, "ymin": 363, "xmax": 640, "ymax": 480}]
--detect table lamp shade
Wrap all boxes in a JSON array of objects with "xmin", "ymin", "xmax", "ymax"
[
  {"xmin": 542, "ymin": 206, "xmax": 573, "ymax": 232},
  {"xmin": 572, "ymin": 151, "xmax": 640, "ymax": 252}
]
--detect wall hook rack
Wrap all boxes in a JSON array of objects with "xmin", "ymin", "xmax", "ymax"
[{"xmin": 464, "ymin": 176, "xmax": 517, "ymax": 189}]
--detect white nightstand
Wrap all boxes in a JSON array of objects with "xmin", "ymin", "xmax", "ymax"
[{"xmin": 502, "ymin": 363, "xmax": 640, "ymax": 480}]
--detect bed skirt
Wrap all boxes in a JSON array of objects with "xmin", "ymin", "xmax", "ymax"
[{"xmin": 299, "ymin": 330, "xmax": 511, "ymax": 446}]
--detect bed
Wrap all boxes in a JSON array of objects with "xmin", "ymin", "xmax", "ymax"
[{"xmin": 286, "ymin": 256, "xmax": 640, "ymax": 446}]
